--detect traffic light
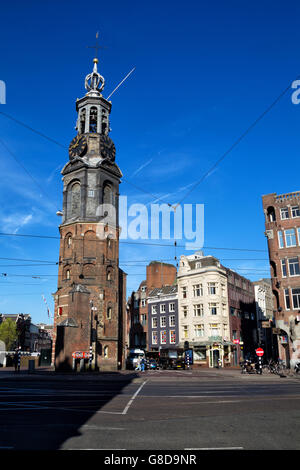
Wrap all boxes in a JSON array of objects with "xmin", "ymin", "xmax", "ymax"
[{"xmin": 258, "ymin": 328, "xmax": 264, "ymax": 344}]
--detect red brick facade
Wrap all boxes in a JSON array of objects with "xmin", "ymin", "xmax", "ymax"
[
  {"xmin": 262, "ymin": 191, "xmax": 300, "ymax": 366},
  {"xmin": 52, "ymin": 222, "xmax": 125, "ymax": 371}
]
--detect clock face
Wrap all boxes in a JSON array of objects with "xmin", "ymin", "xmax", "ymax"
[
  {"xmin": 100, "ymin": 135, "xmax": 116, "ymax": 161},
  {"xmin": 69, "ymin": 135, "xmax": 87, "ymax": 159}
]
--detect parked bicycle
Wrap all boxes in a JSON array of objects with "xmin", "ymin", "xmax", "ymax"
[
  {"xmin": 262, "ymin": 359, "xmax": 287, "ymax": 375},
  {"xmin": 240, "ymin": 359, "xmax": 258, "ymax": 374}
]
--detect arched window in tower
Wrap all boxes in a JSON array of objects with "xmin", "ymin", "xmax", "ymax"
[
  {"xmin": 107, "ymin": 304, "xmax": 112, "ymax": 320},
  {"xmin": 104, "ymin": 346, "xmax": 109, "ymax": 358},
  {"xmin": 266, "ymin": 206, "xmax": 276, "ymax": 222},
  {"xmin": 64, "ymin": 267, "xmax": 71, "ymax": 280},
  {"xmin": 64, "ymin": 233, "xmax": 73, "ymax": 257},
  {"xmin": 70, "ymin": 182, "xmax": 81, "ymax": 218},
  {"xmin": 89, "ymin": 107, "xmax": 98, "ymax": 133},
  {"xmin": 103, "ymin": 183, "xmax": 113, "ymax": 205},
  {"xmin": 107, "ymin": 267, "xmax": 113, "ymax": 281},
  {"xmin": 101, "ymin": 110, "xmax": 107, "ymax": 134},
  {"xmin": 79, "ymin": 109, "xmax": 86, "ymax": 134}
]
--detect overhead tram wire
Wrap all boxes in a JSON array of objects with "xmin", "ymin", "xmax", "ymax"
[
  {"xmin": 0, "ymin": 231, "xmax": 268, "ymax": 252},
  {"xmin": 173, "ymin": 74, "xmax": 300, "ymax": 208},
  {"xmin": 0, "ymin": 111, "xmax": 167, "ymax": 205},
  {"xmin": 1, "ymin": 73, "xmax": 300, "ymax": 211},
  {"xmin": 0, "ymin": 138, "xmax": 59, "ymax": 211}
]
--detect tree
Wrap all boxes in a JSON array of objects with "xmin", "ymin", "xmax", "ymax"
[{"xmin": 0, "ymin": 319, "xmax": 17, "ymax": 350}]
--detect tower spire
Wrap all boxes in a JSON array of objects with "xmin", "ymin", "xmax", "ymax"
[{"xmin": 85, "ymin": 32, "xmax": 106, "ymax": 96}]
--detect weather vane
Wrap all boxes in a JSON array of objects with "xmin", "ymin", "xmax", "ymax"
[{"xmin": 87, "ymin": 31, "xmax": 107, "ymax": 61}]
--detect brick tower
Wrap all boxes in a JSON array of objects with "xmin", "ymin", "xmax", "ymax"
[{"xmin": 52, "ymin": 54, "xmax": 126, "ymax": 371}]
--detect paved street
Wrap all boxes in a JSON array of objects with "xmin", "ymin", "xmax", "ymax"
[{"xmin": 0, "ymin": 367, "xmax": 299, "ymax": 450}]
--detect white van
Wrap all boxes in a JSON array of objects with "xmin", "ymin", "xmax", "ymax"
[{"xmin": 126, "ymin": 349, "xmax": 145, "ymax": 369}]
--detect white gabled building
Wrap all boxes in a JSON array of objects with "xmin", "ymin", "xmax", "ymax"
[{"xmin": 177, "ymin": 251, "xmax": 233, "ymax": 368}]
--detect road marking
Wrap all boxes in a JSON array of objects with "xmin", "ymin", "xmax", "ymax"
[{"xmin": 122, "ymin": 380, "xmax": 148, "ymax": 415}]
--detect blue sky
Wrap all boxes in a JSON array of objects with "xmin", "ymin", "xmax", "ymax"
[{"xmin": 1, "ymin": 0, "xmax": 300, "ymax": 324}]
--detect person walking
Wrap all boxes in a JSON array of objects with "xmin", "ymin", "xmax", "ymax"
[{"xmin": 13, "ymin": 349, "xmax": 19, "ymax": 373}]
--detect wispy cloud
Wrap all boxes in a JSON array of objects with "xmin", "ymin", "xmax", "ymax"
[
  {"xmin": 2, "ymin": 212, "xmax": 33, "ymax": 234},
  {"xmin": 131, "ymin": 158, "xmax": 153, "ymax": 177}
]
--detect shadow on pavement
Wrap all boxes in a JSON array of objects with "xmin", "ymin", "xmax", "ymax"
[{"xmin": 0, "ymin": 369, "xmax": 139, "ymax": 450}]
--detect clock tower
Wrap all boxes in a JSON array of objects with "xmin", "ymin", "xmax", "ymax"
[{"xmin": 52, "ymin": 55, "xmax": 127, "ymax": 372}]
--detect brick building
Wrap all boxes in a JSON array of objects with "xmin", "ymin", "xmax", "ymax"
[
  {"xmin": 262, "ymin": 191, "xmax": 300, "ymax": 367},
  {"xmin": 52, "ymin": 56, "xmax": 126, "ymax": 371},
  {"xmin": 226, "ymin": 269, "xmax": 257, "ymax": 364},
  {"xmin": 147, "ymin": 285, "xmax": 178, "ymax": 350},
  {"xmin": 127, "ymin": 261, "xmax": 177, "ymax": 352}
]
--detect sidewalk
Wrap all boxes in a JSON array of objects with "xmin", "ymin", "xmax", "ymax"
[{"xmin": 0, "ymin": 365, "xmax": 299, "ymax": 381}]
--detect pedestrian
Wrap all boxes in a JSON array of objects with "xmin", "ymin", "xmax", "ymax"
[
  {"xmin": 140, "ymin": 358, "xmax": 145, "ymax": 372},
  {"xmin": 135, "ymin": 357, "xmax": 141, "ymax": 371},
  {"xmin": 13, "ymin": 349, "xmax": 19, "ymax": 373}
]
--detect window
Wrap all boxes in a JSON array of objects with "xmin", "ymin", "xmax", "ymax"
[
  {"xmin": 292, "ymin": 288, "xmax": 300, "ymax": 309},
  {"xmin": 194, "ymin": 325, "xmax": 204, "ymax": 338},
  {"xmin": 208, "ymin": 282, "xmax": 217, "ymax": 295},
  {"xmin": 221, "ymin": 283, "xmax": 226, "ymax": 296},
  {"xmin": 209, "ymin": 303, "xmax": 218, "ymax": 315},
  {"xmin": 160, "ymin": 316, "xmax": 166, "ymax": 327},
  {"xmin": 160, "ymin": 331, "xmax": 167, "ymax": 344},
  {"xmin": 182, "ymin": 286, "xmax": 187, "ymax": 298},
  {"xmin": 66, "ymin": 269, "xmax": 70, "ymax": 280},
  {"xmin": 183, "ymin": 326, "xmax": 189, "ymax": 338},
  {"xmin": 288, "ymin": 257, "xmax": 300, "ymax": 276},
  {"xmin": 104, "ymin": 346, "xmax": 108, "ymax": 358},
  {"xmin": 297, "ymin": 228, "xmax": 300, "ymax": 245},
  {"xmin": 169, "ymin": 315, "xmax": 175, "ymax": 327},
  {"xmin": 141, "ymin": 299, "xmax": 146, "ymax": 307},
  {"xmin": 222, "ymin": 303, "xmax": 227, "ymax": 316},
  {"xmin": 195, "ymin": 262, "xmax": 201, "ymax": 269},
  {"xmin": 70, "ymin": 182, "xmax": 81, "ymax": 218},
  {"xmin": 285, "ymin": 229, "xmax": 297, "ymax": 247},
  {"xmin": 281, "ymin": 259, "xmax": 287, "ymax": 277},
  {"xmin": 160, "ymin": 304, "xmax": 166, "ymax": 313},
  {"xmin": 210, "ymin": 324, "xmax": 220, "ymax": 336},
  {"xmin": 193, "ymin": 304, "xmax": 204, "ymax": 317},
  {"xmin": 141, "ymin": 314, "xmax": 147, "ymax": 326},
  {"xmin": 152, "ymin": 331, "xmax": 158, "ymax": 345},
  {"xmin": 284, "ymin": 288, "xmax": 290, "ymax": 310},
  {"xmin": 89, "ymin": 106, "xmax": 98, "ymax": 133},
  {"xmin": 230, "ymin": 307, "xmax": 235, "ymax": 316},
  {"xmin": 292, "ymin": 206, "xmax": 300, "ymax": 218},
  {"xmin": 280, "ymin": 207, "xmax": 289, "ymax": 219},
  {"xmin": 141, "ymin": 286, "xmax": 146, "ymax": 292},
  {"xmin": 88, "ymin": 190, "xmax": 95, "ymax": 198},
  {"xmin": 152, "ymin": 305, "xmax": 157, "ymax": 314},
  {"xmin": 278, "ymin": 231, "xmax": 284, "ymax": 248},
  {"xmin": 182, "ymin": 306, "xmax": 188, "ymax": 318},
  {"xmin": 169, "ymin": 303, "xmax": 175, "ymax": 312},
  {"xmin": 194, "ymin": 324, "xmax": 204, "ymax": 337},
  {"xmin": 152, "ymin": 317, "xmax": 158, "ymax": 328},
  {"xmin": 107, "ymin": 306, "xmax": 112, "ymax": 319},
  {"xmin": 67, "ymin": 236, "xmax": 72, "ymax": 247},
  {"xmin": 170, "ymin": 330, "xmax": 176, "ymax": 344},
  {"xmin": 193, "ymin": 284, "xmax": 203, "ymax": 297}
]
